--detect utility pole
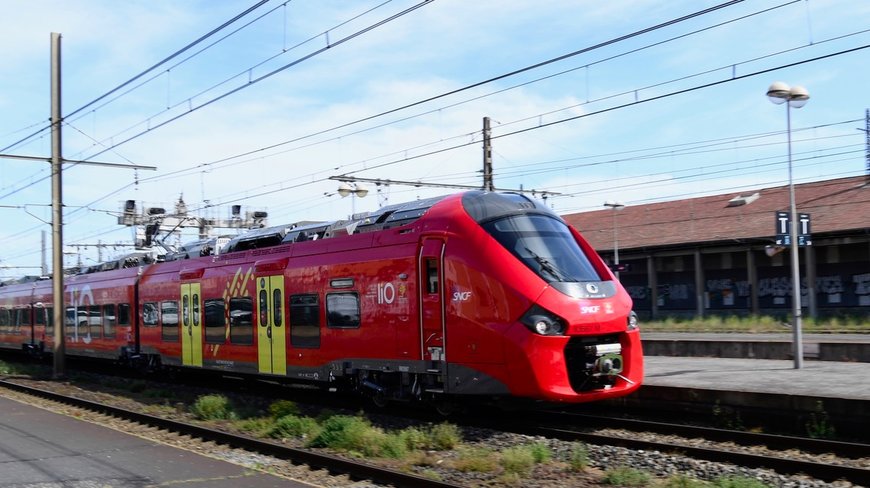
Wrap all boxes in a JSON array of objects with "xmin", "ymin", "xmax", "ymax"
[
  {"xmin": 0, "ymin": 34, "xmax": 156, "ymax": 378},
  {"xmin": 482, "ymin": 117, "xmax": 494, "ymax": 191},
  {"xmin": 50, "ymin": 32, "xmax": 66, "ymax": 379}
]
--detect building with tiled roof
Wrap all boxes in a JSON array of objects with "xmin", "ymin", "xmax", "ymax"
[{"xmin": 562, "ymin": 176, "xmax": 870, "ymax": 319}]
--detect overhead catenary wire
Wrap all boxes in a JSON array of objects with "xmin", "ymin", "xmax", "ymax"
[
  {"xmin": 77, "ymin": 0, "xmax": 435, "ymax": 162},
  {"xmin": 0, "ymin": 0, "xmax": 274, "ymax": 155},
  {"xmin": 1, "ymin": 1, "xmax": 864, "ymax": 270},
  {"xmin": 164, "ymin": 22, "xmax": 867, "ymax": 194},
  {"xmin": 0, "ymin": 0, "xmax": 818, "ymax": 204},
  {"xmin": 0, "ymin": 0, "xmax": 419, "ymax": 200}
]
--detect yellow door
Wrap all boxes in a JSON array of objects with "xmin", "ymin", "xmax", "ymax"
[
  {"xmin": 181, "ymin": 283, "xmax": 203, "ymax": 367},
  {"xmin": 257, "ymin": 275, "xmax": 286, "ymax": 375}
]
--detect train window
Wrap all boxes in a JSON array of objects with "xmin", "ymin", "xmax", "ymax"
[
  {"xmin": 182, "ymin": 295, "xmax": 189, "ymax": 328},
  {"xmin": 482, "ymin": 214, "xmax": 601, "ymax": 283},
  {"xmin": 15, "ymin": 308, "xmax": 30, "ymax": 329},
  {"xmin": 0, "ymin": 309, "xmax": 9, "ymax": 329},
  {"xmin": 46, "ymin": 307, "xmax": 54, "ymax": 336},
  {"xmin": 229, "ymin": 297, "xmax": 253, "ymax": 345},
  {"xmin": 193, "ymin": 294, "xmax": 201, "ymax": 327},
  {"xmin": 273, "ymin": 289, "xmax": 282, "ymax": 327},
  {"xmin": 204, "ymin": 298, "xmax": 226, "ymax": 344},
  {"xmin": 161, "ymin": 300, "xmax": 179, "ymax": 342},
  {"xmin": 259, "ymin": 290, "xmax": 268, "ymax": 328},
  {"xmin": 35, "ymin": 307, "xmax": 46, "ymax": 326},
  {"xmin": 426, "ymin": 259, "xmax": 439, "ymax": 294},
  {"xmin": 117, "ymin": 303, "xmax": 131, "ymax": 326},
  {"xmin": 326, "ymin": 293, "xmax": 360, "ymax": 329},
  {"xmin": 143, "ymin": 302, "xmax": 159, "ymax": 327},
  {"xmin": 103, "ymin": 304, "xmax": 116, "ymax": 338},
  {"xmin": 290, "ymin": 294, "xmax": 320, "ymax": 348},
  {"xmin": 87, "ymin": 305, "xmax": 102, "ymax": 339}
]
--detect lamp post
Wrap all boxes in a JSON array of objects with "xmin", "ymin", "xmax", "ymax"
[
  {"xmin": 767, "ymin": 81, "xmax": 809, "ymax": 369},
  {"xmin": 337, "ymin": 183, "xmax": 368, "ymax": 217},
  {"xmin": 603, "ymin": 200, "xmax": 625, "ymax": 279}
]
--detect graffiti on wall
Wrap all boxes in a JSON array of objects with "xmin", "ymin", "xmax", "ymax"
[{"xmin": 622, "ymin": 268, "xmax": 870, "ymax": 310}]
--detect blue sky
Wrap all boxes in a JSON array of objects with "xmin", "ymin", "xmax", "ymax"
[{"xmin": 1, "ymin": 0, "xmax": 868, "ymax": 277}]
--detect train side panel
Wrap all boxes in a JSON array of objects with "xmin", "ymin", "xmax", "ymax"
[{"xmin": 61, "ymin": 268, "xmax": 139, "ymax": 360}]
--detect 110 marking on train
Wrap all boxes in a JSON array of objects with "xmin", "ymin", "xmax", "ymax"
[{"xmin": 377, "ymin": 282, "xmax": 396, "ymax": 304}]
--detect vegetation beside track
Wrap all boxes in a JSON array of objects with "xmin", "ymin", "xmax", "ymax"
[{"xmin": 0, "ymin": 359, "xmax": 796, "ymax": 488}]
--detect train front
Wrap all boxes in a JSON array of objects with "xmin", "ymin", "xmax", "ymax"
[{"xmin": 454, "ymin": 191, "xmax": 643, "ymax": 403}]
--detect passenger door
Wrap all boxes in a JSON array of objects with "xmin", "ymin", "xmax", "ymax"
[
  {"xmin": 180, "ymin": 283, "xmax": 203, "ymax": 367},
  {"xmin": 419, "ymin": 238, "xmax": 445, "ymax": 362},
  {"xmin": 257, "ymin": 275, "xmax": 287, "ymax": 375}
]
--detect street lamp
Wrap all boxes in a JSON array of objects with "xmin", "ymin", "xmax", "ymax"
[
  {"xmin": 767, "ymin": 81, "xmax": 809, "ymax": 369},
  {"xmin": 336, "ymin": 183, "xmax": 368, "ymax": 216},
  {"xmin": 603, "ymin": 200, "xmax": 625, "ymax": 279}
]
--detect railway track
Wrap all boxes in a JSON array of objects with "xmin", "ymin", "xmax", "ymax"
[
  {"xmin": 0, "ymin": 378, "xmax": 461, "ymax": 488},
  {"xmin": 506, "ymin": 410, "xmax": 870, "ymax": 486},
  {"xmin": 3, "ymin": 360, "xmax": 868, "ymax": 487}
]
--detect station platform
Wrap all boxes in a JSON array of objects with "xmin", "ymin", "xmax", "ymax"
[
  {"xmin": 642, "ymin": 332, "xmax": 870, "ymax": 362},
  {"xmin": 0, "ymin": 394, "xmax": 310, "ymax": 488},
  {"xmin": 643, "ymin": 355, "xmax": 870, "ymax": 401},
  {"xmin": 606, "ymin": 338, "xmax": 870, "ymax": 438}
]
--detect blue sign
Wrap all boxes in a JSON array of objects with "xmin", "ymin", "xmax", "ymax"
[{"xmin": 775, "ymin": 211, "xmax": 811, "ymax": 246}]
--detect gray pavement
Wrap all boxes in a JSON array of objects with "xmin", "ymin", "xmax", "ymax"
[
  {"xmin": 0, "ymin": 395, "xmax": 311, "ymax": 488},
  {"xmin": 643, "ymin": 355, "xmax": 870, "ymax": 401}
]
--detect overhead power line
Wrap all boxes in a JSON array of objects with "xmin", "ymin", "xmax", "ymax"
[
  {"xmin": 0, "ymin": 0, "xmax": 273, "ymax": 155},
  {"xmin": 79, "ymin": 0, "xmax": 435, "ymax": 162}
]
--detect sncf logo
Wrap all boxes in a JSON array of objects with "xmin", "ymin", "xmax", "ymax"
[
  {"xmin": 580, "ymin": 305, "xmax": 601, "ymax": 314},
  {"xmin": 452, "ymin": 291, "xmax": 472, "ymax": 302}
]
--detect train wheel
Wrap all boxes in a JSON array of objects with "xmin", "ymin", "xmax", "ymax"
[
  {"xmin": 370, "ymin": 391, "xmax": 390, "ymax": 409},
  {"xmin": 434, "ymin": 399, "xmax": 458, "ymax": 416}
]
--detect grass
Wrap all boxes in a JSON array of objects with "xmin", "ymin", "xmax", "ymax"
[
  {"xmin": 453, "ymin": 446, "xmax": 500, "ymax": 472},
  {"xmin": 190, "ymin": 394, "xmax": 236, "ymax": 421},
  {"xmin": 601, "ymin": 466, "xmax": 651, "ymax": 486},
  {"xmin": 0, "ymin": 359, "xmax": 45, "ymax": 376},
  {"xmin": 568, "ymin": 442, "xmax": 589, "ymax": 472},
  {"xmin": 641, "ymin": 314, "xmax": 870, "ymax": 333}
]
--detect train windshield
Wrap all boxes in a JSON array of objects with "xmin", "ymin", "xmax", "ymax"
[{"xmin": 482, "ymin": 214, "xmax": 601, "ymax": 283}]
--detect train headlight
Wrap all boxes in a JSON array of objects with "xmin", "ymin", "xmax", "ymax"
[
  {"xmin": 627, "ymin": 310, "xmax": 639, "ymax": 331},
  {"xmin": 520, "ymin": 305, "xmax": 566, "ymax": 336}
]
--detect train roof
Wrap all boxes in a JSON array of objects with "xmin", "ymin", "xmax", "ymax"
[
  {"xmin": 219, "ymin": 194, "xmax": 451, "ymax": 255},
  {"xmin": 41, "ymin": 193, "xmax": 456, "ymax": 276}
]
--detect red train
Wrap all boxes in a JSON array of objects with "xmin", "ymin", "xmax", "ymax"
[{"xmin": 0, "ymin": 191, "xmax": 642, "ymax": 404}]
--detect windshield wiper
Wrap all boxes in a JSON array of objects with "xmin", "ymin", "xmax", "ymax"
[{"xmin": 524, "ymin": 247, "xmax": 567, "ymax": 282}]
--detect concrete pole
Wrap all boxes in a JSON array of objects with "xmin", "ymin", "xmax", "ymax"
[{"xmin": 50, "ymin": 32, "xmax": 66, "ymax": 379}]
